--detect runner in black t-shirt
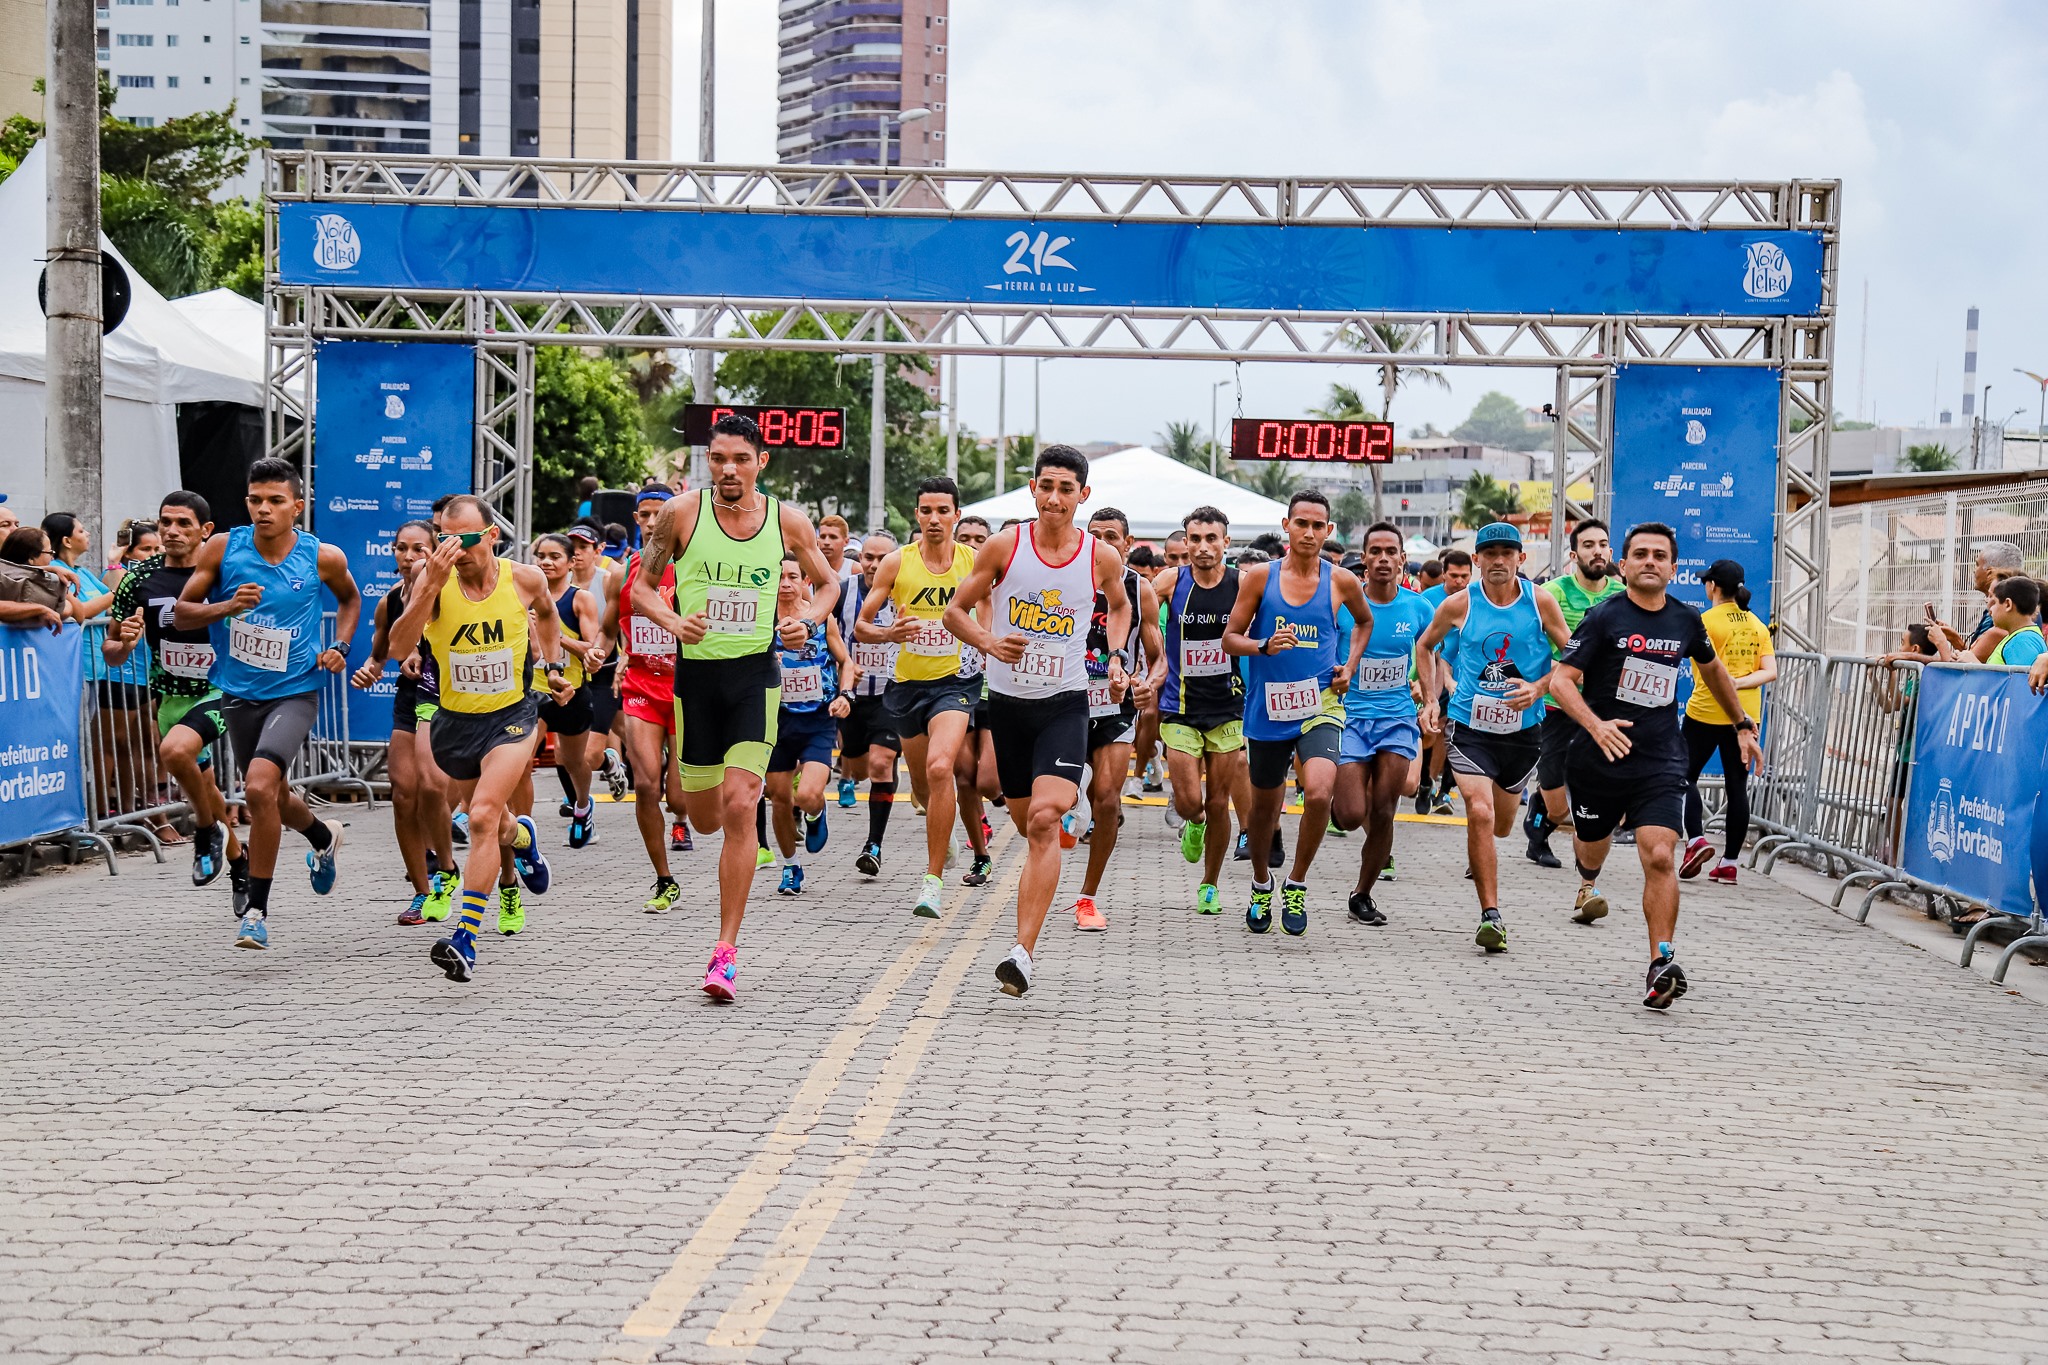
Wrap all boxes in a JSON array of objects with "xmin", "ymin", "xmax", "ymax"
[{"xmin": 1547, "ymin": 521, "xmax": 1758, "ymax": 1010}]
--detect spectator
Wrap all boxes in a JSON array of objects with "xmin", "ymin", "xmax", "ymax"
[
  {"xmin": 41, "ymin": 514, "xmax": 115, "ymax": 620},
  {"xmin": 575, "ymin": 476, "xmax": 600, "ymax": 521},
  {"xmin": 0, "ymin": 525, "xmax": 62, "ymax": 631},
  {"xmin": 1416, "ymin": 559, "xmax": 1445, "ymax": 592},
  {"xmin": 0, "ymin": 498, "xmax": 17, "ymax": 536},
  {"xmin": 1, "ymin": 524, "xmax": 48, "ymax": 564},
  {"xmin": 1679, "ymin": 560, "xmax": 1776, "ymax": 884},
  {"xmin": 1875, "ymin": 623, "xmax": 1941, "ymax": 867},
  {"xmin": 1927, "ymin": 540, "xmax": 2027, "ymax": 662},
  {"xmin": 47, "ymin": 511, "xmax": 156, "ymax": 826},
  {"xmin": 1983, "ymin": 576, "xmax": 2045, "ymax": 667}
]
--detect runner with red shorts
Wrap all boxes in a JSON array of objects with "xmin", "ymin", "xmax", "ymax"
[{"xmin": 612, "ymin": 494, "xmax": 686, "ymax": 913}]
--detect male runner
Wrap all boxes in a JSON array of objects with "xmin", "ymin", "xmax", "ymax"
[
  {"xmin": 632, "ymin": 412, "xmax": 839, "ymax": 1003},
  {"xmin": 840, "ymin": 532, "xmax": 904, "ymax": 876},
  {"xmin": 1547, "ymin": 521, "xmax": 1757, "ymax": 1009},
  {"xmin": 1330, "ymin": 521, "xmax": 1432, "ymax": 926},
  {"xmin": 1523, "ymin": 518, "xmax": 1624, "ymax": 868},
  {"xmin": 608, "ymin": 500, "xmax": 688, "ymax": 912},
  {"xmin": 1153, "ymin": 506, "xmax": 1244, "ymax": 915},
  {"xmin": 175, "ymin": 460, "xmax": 361, "ymax": 950},
  {"xmin": 819, "ymin": 513, "xmax": 866, "ymax": 809},
  {"xmin": 1069, "ymin": 507, "xmax": 1165, "ymax": 932},
  {"xmin": 382, "ymin": 497, "xmax": 574, "ymax": 979},
  {"xmin": 103, "ymin": 491, "xmax": 249, "ymax": 908},
  {"xmin": 1415, "ymin": 523, "xmax": 1571, "ymax": 953},
  {"xmin": 857, "ymin": 476, "xmax": 980, "ymax": 919},
  {"xmin": 1162, "ymin": 530, "xmax": 1189, "ymax": 569},
  {"xmin": 1415, "ymin": 548, "xmax": 1473, "ymax": 814},
  {"xmin": 531, "ymin": 533, "xmax": 607, "ymax": 848},
  {"xmin": 768, "ymin": 555, "xmax": 854, "ymax": 895},
  {"xmin": 950, "ymin": 515, "xmax": 997, "ymax": 887},
  {"xmin": 943, "ymin": 445, "xmax": 1129, "ymax": 997},
  {"xmin": 565, "ymin": 525, "xmax": 629, "ymax": 806},
  {"xmin": 1222, "ymin": 490, "xmax": 1371, "ymax": 937}
]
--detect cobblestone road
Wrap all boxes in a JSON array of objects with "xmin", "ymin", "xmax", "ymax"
[{"xmin": 4, "ymin": 793, "xmax": 2045, "ymax": 1364}]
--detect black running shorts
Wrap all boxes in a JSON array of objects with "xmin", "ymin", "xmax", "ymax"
[
  {"xmin": 672, "ymin": 650, "xmax": 780, "ymax": 791},
  {"xmin": 885, "ymin": 674, "xmax": 979, "ymax": 740},
  {"xmin": 1087, "ymin": 712, "xmax": 1137, "ymax": 755},
  {"xmin": 1567, "ymin": 766, "xmax": 1687, "ymax": 843},
  {"xmin": 537, "ymin": 685, "xmax": 594, "ymax": 738},
  {"xmin": 839, "ymin": 692, "xmax": 899, "ymax": 757},
  {"xmin": 430, "ymin": 696, "xmax": 541, "ymax": 783},
  {"xmin": 1535, "ymin": 704, "xmax": 1578, "ymax": 791},
  {"xmin": 1445, "ymin": 720, "xmax": 1542, "ymax": 791},
  {"xmin": 987, "ymin": 689, "xmax": 1089, "ymax": 800},
  {"xmin": 1246, "ymin": 724, "xmax": 1340, "ymax": 790}
]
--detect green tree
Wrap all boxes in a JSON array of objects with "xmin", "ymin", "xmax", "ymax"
[
  {"xmin": 1901, "ymin": 442, "xmax": 1959, "ymax": 473},
  {"xmin": 1331, "ymin": 487, "xmax": 1372, "ymax": 544},
  {"xmin": 533, "ymin": 346, "xmax": 655, "ymax": 529},
  {"xmin": 1231, "ymin": 459, "xmax": 1300, "ymax": 503},
  {"xmin": 1340, "ymin": 322, "xmax": 1451, "ymax": 424},
  {"xmin": 1310, "ymin": 381, "xmax": 1383, "ymax": 519},
  {"xmin": 1453, "ymin": 391, "xmax": 1548, "ymax": 451},
  {"xmin": 1158, "ymin": 419, "xmax": 1210, "ymax": 470},
  {"xmin": 1457, "ymin": 473, "xmax": 1521, "ymax": 528}
]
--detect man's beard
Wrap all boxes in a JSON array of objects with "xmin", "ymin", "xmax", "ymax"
[{"xmin": 1581, "ymin": 559, "xmax": 1609, "ymax": 581}]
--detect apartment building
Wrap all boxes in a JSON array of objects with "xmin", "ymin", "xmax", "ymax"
[{"xmin": 776, "ymin": 0, "xmax": 947, "ymax": 171}]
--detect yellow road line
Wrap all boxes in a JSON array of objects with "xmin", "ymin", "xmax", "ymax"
[
  {"xmin": 618, "ymin": 825, "xmax": 1014, "ymax": 1341},
  {"xmin": 704, "ymin": 855, "xmax": 1023, "ymax": 1352}
]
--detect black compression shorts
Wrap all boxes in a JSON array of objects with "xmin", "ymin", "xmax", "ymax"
[
  {"xmin": 986, "ymin": 689, "xmax": 1088, "ymax": 800},
  {"xmin": 1246, "ymin": 724, "xmax": 1340, "ymax": 790}
]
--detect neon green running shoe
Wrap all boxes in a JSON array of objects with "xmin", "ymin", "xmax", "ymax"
[
  {"xmin": 1196, "ymin": 883, "xmax": 1222, "ymax": 915},
  {"xmin": 641, "ymin": 877, "xmax": 681, "ymax": 915},
  {"xmin": 421, "ymin": 871, "xmax": 455, "ymax": 922},
  {"xmin": 755, "ymin": 846, "xmax": 775, "ymax": 871},
  {"xmin": 497, "ymin": 885, "xmax": 525, "ymax": 936},
  {"xmin": 1179, "ymin": 817, "xmax": 1205, "ymax": 864}
]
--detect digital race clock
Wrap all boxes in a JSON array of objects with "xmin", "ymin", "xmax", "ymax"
[
  {"xmin": 678, "ymin": 404, "xmax": 847, "ymax": 449},
  {"xmin": 1230, "ymin": 418, "xmax": 1395, "ymax": 464}
]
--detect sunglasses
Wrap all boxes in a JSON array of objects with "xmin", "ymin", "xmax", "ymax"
[{"xmin": 442, "ymin": 532, "xmax": 487, "ymax": 548}]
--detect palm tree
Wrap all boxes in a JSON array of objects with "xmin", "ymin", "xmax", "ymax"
[
  {"xmin": 1331, "ymin": 488, "xmax": 1372, "ymax": 546},
  {"xmin": 1901, "ymin": 442, "xmax": 1959, "ymax": 473},
  {"xmin": 1311, "ymin": 381, "xmax": 1383, "ymax": 520},
  {"xmin": 1158, "ymin": 420, "xmax": 1208, "ymax": 469},
  {"xmin": 1231, "ymin": 459, "xmax": 1301, "ymax": 502},
  {"xmin": 1458, "ymin": 473, "xmax": 1521, "ymax": 529}
]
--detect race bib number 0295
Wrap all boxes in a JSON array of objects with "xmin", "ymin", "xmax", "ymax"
[{"xmin": 1353, "ymin": 655, "xmax": 1409, "ymax": 691}]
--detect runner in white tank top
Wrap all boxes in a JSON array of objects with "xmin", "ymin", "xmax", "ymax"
[{"xmin": 986, "ymin": 521, "xmax": 1098, "ymax": 698}]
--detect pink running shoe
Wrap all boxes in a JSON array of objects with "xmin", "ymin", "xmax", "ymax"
[
  {"xmin": 702, "ymin": 941, "xmax": 738, "ymax": 1003},
  {"xmin": 1073, "ymin": 895, "xmax": 1107, "ymax": 932},
  {"xmin": 1680, "ymin": 836, "xmax": 1715, "ymax": 880},
  {"xmin": 1708, "ymin": 860, "xmax": 1738, "ymax": 886}
]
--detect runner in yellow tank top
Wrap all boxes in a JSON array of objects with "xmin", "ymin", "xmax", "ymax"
[
  {"xmin": 383, "ymin": 495, "xmax": 574, "ymax": 983},
  {"xmin": 855, "ymin": 476, "xmax": 982, "ymax": 918},
  {"xmin": 631, "ymin": 412, "xmax": 841, "ymax": 1004}
]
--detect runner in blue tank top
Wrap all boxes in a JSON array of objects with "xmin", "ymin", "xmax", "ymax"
[
  {"xmin": 1222, "ymin": 490, "xmax": 1371, "ymax": 938},
  {"xmin": 175, "ymin": 458, "xmax": 362, "ymax": 952},
  {"xmin": 1414, "ymin": 522, "xmax": 1571, "ymax": 955}
]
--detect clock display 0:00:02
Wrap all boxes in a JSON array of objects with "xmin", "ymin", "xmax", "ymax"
[{"xmin": 1230, "ymin": 417, "xmax": 1394, "ymax": 463}]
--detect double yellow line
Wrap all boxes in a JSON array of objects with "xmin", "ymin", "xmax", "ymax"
[{"xmin": 612, "ymin": 827, "xmax": 1025, "ymax": 1359}]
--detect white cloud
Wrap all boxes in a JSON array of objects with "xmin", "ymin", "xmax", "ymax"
[{"xmin": 1696, "ymin": 70, "xmax": 1877, "ymax": 180}]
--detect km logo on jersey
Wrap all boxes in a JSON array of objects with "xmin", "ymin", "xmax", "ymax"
[
  {"xmin": 450, "ymin": 620, "xmax": 506, "ymax": 647},
  {"xmin": 909, "ymin": 584, "xmax": 956, "ymax": 608}
]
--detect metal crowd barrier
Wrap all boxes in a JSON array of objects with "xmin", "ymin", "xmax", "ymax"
[{"xmin": 1747, "ymin": 650, "xmax": 1829, "ymax": 853}]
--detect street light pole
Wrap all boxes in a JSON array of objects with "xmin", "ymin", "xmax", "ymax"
[
  {"xmin": 689, "ymin": 0, "xmax": 715, "ymax": 489},
  {"xmin": 945, "ymin": 349, "xmax": 958, "ymax": 481},
  {"xmin": 1032, "ymin": 357, "xmax": 1041, "ymax": 456},
  {"xmin": 46, "ymin": 0, "xmax": 102, "ymax": 546},
  {"xmin": 995, "ymin": 359, "xmax": 1007, "ymax": 495},
  {"xmin": 2017, "ymin": 369, "xmax": 2048, "ymax": 471},
  {"xmin": 1210, "ymin": 378, "xmax": 1230, "ymax": 477}
]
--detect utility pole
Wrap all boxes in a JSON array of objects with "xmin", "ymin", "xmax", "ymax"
[
  {"xmin": 46, "ymin": 0, "xmax": 102, "ymax": 547},
  {"xmin": 866, "ymin": 320, "xmax": 886, "ymax": 533},
  {"xmin": 995, "ymin": 359, "xmax": 1007, "ymax": 495},
  {"xmin": 689, "ymin": 0, "xmax": 714, "ymax": 488},
  {"xmin": 944, "ymin": 350, "xmax": 958, "ymax": 481}
]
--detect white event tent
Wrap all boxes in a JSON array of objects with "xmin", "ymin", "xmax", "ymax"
[
  {"xmin": 0, "ymin": 145, "xmax": 263, "ymax": 532},
  {"xmin": 959, "ymin": 445, "xmax": 1292, "ymax": 542}
]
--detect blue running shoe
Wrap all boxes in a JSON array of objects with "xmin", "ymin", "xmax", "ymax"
[
  {"xmin": 191, "ymin": 822, "xmax": 226, "ymax": 887},
  {"xmin": 451, "ymin": 809, "xmax": 470, "ymax": 845},
  {"xmin": 1245, "ymin": 886, "xmax": 1274, "ymax": 934},
  {"xmin": 511, "ymin": 815, "xmax": 549, "ymax": 893},
  {"xmin": 567, "ymin": 808, "xmax": 595, "ymax": 849},
  {"xmin": 804, "ymin": 807, "xmax": 829, "ymax": 854},
  {"xmin": 235, "ymin": 912, "xmax": 268, "ymax": 950},
  {"xmin": 430, "ymin": 933, "xmax": 476, "ymax": 982},
  {"xmin": 398, "ymin": 893, "xmax": 428, "ymax": 926},
  {"xmin": 305, "ymin": 820, "xmax": 343, "ymax": 896},
  {"xmin": 777, "ymin": 864, "xmax": 804, "ymax": 896},
  {"xmin": 837, "ymin": 778, "xmax": 857, "ymax": 809}
]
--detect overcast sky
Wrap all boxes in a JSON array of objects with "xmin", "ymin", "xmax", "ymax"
[{"xmin": 674, "ymin": 1, "xmax": 2048, "ymax": 450}]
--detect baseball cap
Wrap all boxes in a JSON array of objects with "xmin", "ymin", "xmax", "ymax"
[
  {"xmin": 635, "ymin": 487, "xmax": 673, "ymax": 505},
  {"xmin": 566, "ymin": 524, "xmax": 600, "ymax": 543},
  {"xmin": 1473, "ymin": 522, "xmax": 1523, "ymax": 550}
]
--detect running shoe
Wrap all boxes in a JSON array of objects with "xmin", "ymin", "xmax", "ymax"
[
  {"xmin": 234, "ymin": 911, "xmax": 268, "ymax": 950},
  {"xmin": 1078, "ymin": 820, "xmax": 1094, "ymax": 845},
  {"xmin": 1347, "ymin": 890, "xmax": 1387, "ymax": 926},
  {"xmin": 451, "ymin": 810, "xmax": 470, "ymax": 846},
  {"xmin": 1381, "ymin": 859, "xmax": 1397, "ymax": 882},
  {"xmin": 1708, "ymin": 859, "xmax": 1738, "ymax": 885},
  {"xmin": 1643, "ymin": 945, "xmax": 1689, "ymax": 1010},
  {"xmin": 1474, "ymin": 908, "xmax": 1508, "ymax": 953},
  {"xmin": 568, "ymin": 808, "xmax": 596, "ymax": 850},
  {"xmin": 1232, "ymin": 832, "xmax": 1251, "ymax": 862},
  {"xmin": 778, "ymin": 864, "xmax": 805, "ymax": 896},
  {"xmin": 1073, "ymin": 895, "xmax": 1107, "ymax": 932},
  {"xmin": 855, "ymin": 841, "xmax": 882, "ymax": 877},
  {"xmin": 398, "ymin": 893, "xmax": 428, "ymax": 926},
  {"xmin": 558, "ymin": 799, "xmax": 575, "ymax": 819},
  {"xmin": 914, "ymin": 873, "xmax": 943, "ymax": 919},
  {"xmin": 1196, "ymin": 883, "xmax": 1221, "ymax": 915},
  {"xmin": 1059, "ymin": 812, "xmax": 1080, "ymax": 849},
  {"xmin": 191, "ymin": 822, "xmax": 227, "ymax": 887},
  {"xmin": 1680, "ymin": 836, "xmax": 1715, "ymax": 880},
  {"xmin": 804, "ymin": 807, "xmax": 829, "ymax": 854},
  {"xmin": 1431, "ymin": 794, "xmax": 1456, "ymax": 817},
  {"xmin": 229, "ymin": 857, "xmax": 251, "ymax": 917},
  {"xmin": 1245, "ymin": 886, "xmax": 1274, "ymax": 934},
  {"xmin": 702, "ymin": 942, "xmax": 738, "ymax": 1003},
  {"xmin": 1614, "ymin": 828, "xmax": 1637, "ymax": 846},
  {"xmin": 755, "ymin": 846, "xmax": 775, "ymax": 871},
  {"xmin": 1163, "ymin": 802, "xmax": 1185, "ymax": 832},
  {"xmin": 510, "ymin": 816, "xmax": 549, "ymax": 894},
  {"xmin": 837, "ymin": 777, "xmax": 858, "ymax": 808},
  {"xmin": 1571, "ymin": 884, "xmax": 1609, "ymax": 925},
  {"xmin": 425, "ymin": 848, "xmax": 441, "ymax": 877},
  {"xmin": 601, "ymin": 748, "xmax": 629, "ymax": 801},
  {"xmin": 423, "ymin": 871, "xmax": 454, "ymax": 922},
  {"xmin": 670, "ymin": 820, "xmax": 693, "ymax": 852},
  {"xmin": 1326, "ymin": 820, "xmax": 1347, "ymax": 838},
  {"xmin": 980, "ymin": 815, "xmax": 993, "ymax": 844},
  {"xmin": 962, "ymin": 854, "xmax": 993, "ymax": 887},
  {"xmin": 909, "ymin": 790, "xmax": 927, "ymax": 816},
  {"xmin": 430, "ymin": 933, "xmax": 475, "ymax": 983},
  {"xmin": 1280, "ymin": 884, "xmax": 1308, "ymax": 936},
  {"xmin": 1179, "ymin": 817, "xmax": 1205, "ymax": 864},
  {"xmin": 1526, "ymin": 831, "xmax": 1562, "ymax": 869},
  {"xmin": 995, "ymin": 944, "xmax": 1033, "ymax": 997},
  {"xmin": 305, "ymin": 820, "xmax": 344, "ymax": 895},
  {"xmin": 1413, "ymin": 791, "xmax": 1433, "ymax": 817},
  {"xmin": 497, "ymin": 886, "xmax": 525, "ymax": 936},
  {"xmin": 642, "ymin": 877, "xmax": 682, "ymax": 914},
  {"xmin": 945, "ymin": 837, "xmax": 959, "ymax": 868}
]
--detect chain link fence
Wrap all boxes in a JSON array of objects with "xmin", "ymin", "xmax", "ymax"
[{"xmin": 1828, "ymin": 481, "xmax": 2048, "ymax": 656}]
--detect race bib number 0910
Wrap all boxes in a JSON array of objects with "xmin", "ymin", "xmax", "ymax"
[{"xmin": 704, "ymin": 587, "xmax": 758, "ymax": 634}]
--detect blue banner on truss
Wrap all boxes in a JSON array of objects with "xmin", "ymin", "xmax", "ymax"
[{"xmin": 279, "ymin": 203, "xmax": 1824, "ymax": 318}]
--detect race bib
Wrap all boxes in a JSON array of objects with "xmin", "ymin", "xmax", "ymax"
[
  {"xmin": 703, "ymin": 586, "xmax": 758, "ymax": 635},
  {"xmin": 629, "ymin": 614, "xmax": 674, "ymax": 659},
  {"xmin": 903, "ymin": 617, "xmax": 957, "ymax": 658},
  {"xmin": 1180, "ymin": 637, "xmax": 1229, "ymax": 677},
  {"xmin": 1262, "ymin": 678, "xmax": 1321, "ymax": 723},
  {"xmin": 852, "ymin": 640, "xmax": 895, "ymax": 673},
  {"xmin": 1087, "ymin": 679, "xmax": 1118, "ymax": 718},
  {"xmin": 1616, "ymin": 656, "xmax": 1679, "ymax": 708},
  {"xmin": 781, "ymin": 665, "xmax": 825, "ymax": 707},
  {"xmin": 158, "ymin": 639, "xmax": 215, "ymax": 680},
  {"xmin": 227, "ymin": 618, "xmax": 292, "ymax": 673},
  {"xmin": 1468, "ymin": 692, "xmax": 1522, "ymax": 734},
  {"xmin": 1010, "ymin": 638, "xmax": 1066, "ymax": 687},
  {"xmin": 1354, "ymin": 655, "xmax": 1409, "ymax": 692},
  {"xmin": 448, "ymin": 647, "xmax": 515, "ymax": 696}
]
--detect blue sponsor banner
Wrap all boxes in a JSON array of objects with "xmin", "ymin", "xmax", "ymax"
[
  {"xmin": 1901, "ymin": 666, "xmax": 2048, "ymax": 918},
  {"xmin": 0, "ymin": 623, "xmax": 86, "ymax": 844},
  {"xmin": 1610, "ymin": 365, "xmax": 1781, "ymax": 625},
  {"xmin": 312, "ymin": 341, "xmax": 474, "ymax": 743},
  {"xmin": 280, "ymin": 203, "xmax": 1825, "ymax": 318}
]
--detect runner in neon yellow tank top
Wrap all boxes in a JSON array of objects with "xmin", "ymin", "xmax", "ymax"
[{"xmin": 631, "ymin": 412, "xmax": 841, "ymax": 1004}]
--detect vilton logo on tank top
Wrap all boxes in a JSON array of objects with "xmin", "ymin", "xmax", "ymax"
[{"xmin": 1007, "ymin": 588, "xmax": 1078, "ymax": 636}]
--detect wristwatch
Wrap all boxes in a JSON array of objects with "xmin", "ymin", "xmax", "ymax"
[
  {"xmin": 1735, "ymin": 718, "xmax": 1756, "ymax": 733},
  {"xmin": 1108, "ymin": 648, "xmax": 1132, "ymax": 670},
  {"xmin": 542, "ymin": 659, "xmax": 568, "ymax": 675}
]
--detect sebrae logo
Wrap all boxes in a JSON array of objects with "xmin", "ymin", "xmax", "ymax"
[
  {"xmin": 1741, "ymin": 242, "xmax": 1792, "ymax": 300},
  {"xmin": 1925, "ymin": 777, "xmax": 1957, "ymax": 864},
  {"xmin": 1653, "ymin": 474, "xmax": 1696, "ymax": 498},
  {"xmin": 1685, "ymin": 419, "xmax": 1707, "ymax": 445},
  {"xmin": 312, "ymin": 214, "xmax": 362, "ymax": 270},
  {"xmin": 384, "ymin": 394, "xmax": 406, "ymax": 419},
  {"xmin": 986, "ymin": 229, "xmax": 1093, "ymax": 296}
]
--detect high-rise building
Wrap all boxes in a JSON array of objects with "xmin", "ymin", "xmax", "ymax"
[
  {"xmin": 0, "ymin": 0, "xmax": 42, "ymax": 122},
  {"xmin": 775, "ymin": 0, "xmax": 948, "ymax": 172},
  {"xmin": 92, "ymin": 0, "xmax": 668, "ymax": 162}
]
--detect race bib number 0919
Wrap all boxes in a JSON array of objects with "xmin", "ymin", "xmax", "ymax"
[{"xmin": 449, "ymin": 647, "xmax": 515, "ymax": 695}]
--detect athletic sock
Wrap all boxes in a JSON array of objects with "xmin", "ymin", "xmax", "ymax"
[
  {"xmin": 869, "ymin": 781, "xmax": 896, "ymax": 843},
  {"xmin": 1252, "ymin": 879, "xmax": 1272, "ymax": 894},
  {"xmin": 245, "ymin": 877, "xmax": 272, "ymax": 917},
  {"xmin": 557, "ymin": 766, "xmax": 577, "ymax": 804},
  {"xmin": 1283, "ymin": 878, "xmax": 1306, "ymax": 891},
  {"xmin": 301, "ymin": 818, "xmax": 333, "ymax": 852},
  {"xmin": 755, "ymin": 799, "xmax": 769, "ymax": 849}
]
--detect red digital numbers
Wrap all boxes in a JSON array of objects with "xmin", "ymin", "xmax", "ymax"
[
  {"xmin": 681, "ymin": 404, "xmax": 847, "ymax": 449},
  {"xmin": 1231, "ymin": 418, "xmax": 1393, "ymax": 463}
]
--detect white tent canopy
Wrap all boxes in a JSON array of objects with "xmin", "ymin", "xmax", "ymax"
[
  {"xmin": 0, "ymin": 144, "xmax": 263, "ymax": 533},
  {"xmin": 959, "ymin": 446, "xmax": 1292, "ymax": 542}
]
